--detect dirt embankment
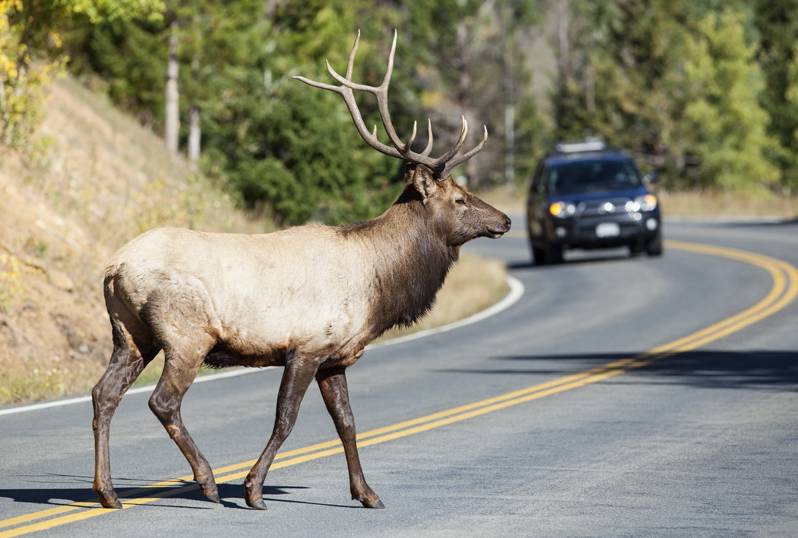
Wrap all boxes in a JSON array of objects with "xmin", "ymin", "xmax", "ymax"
[{"xmin": 0, "ymin": 78, "xmax": 265, "ymax": 403}]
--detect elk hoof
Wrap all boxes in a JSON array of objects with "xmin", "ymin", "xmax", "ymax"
[
  {"xmin": 97, "ymin": 493, "xmax": 123, "ymax": 509},
  {"xmin": 358, "ymin": 497, "xmax": 385, "ymax": 509},
  {"xmin": 245, "ymin": 496, "xmax": 267, "ymax": 510},
  {"xmin": 201, "ymin": 483, "xmax": 220, "ymax": 504}
]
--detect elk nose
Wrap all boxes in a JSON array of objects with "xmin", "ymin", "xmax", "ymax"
[{"xmin": 502, "ymin": 215, "xmax": 512, "ymax": 232}]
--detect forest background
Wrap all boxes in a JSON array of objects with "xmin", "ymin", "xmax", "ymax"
[{"xmin": 3, "ymin": 0, "xmax": 798, "ymax": 224}]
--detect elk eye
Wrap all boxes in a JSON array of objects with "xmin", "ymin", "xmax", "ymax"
[{"xmin": 455, "ymin": 197, "xmax": 466, "ymax": 205}]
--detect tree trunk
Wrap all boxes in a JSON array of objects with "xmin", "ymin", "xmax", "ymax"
[
  {"xmin": 455, "ymin": 20, "xmax": 478, "ymax": 187},
  {"xmin": 504, "ymin": 102, "xmax": 515, "ymax": 185},
  {"xmin": 188, "ymin": 44, "xmax": 201, "ymax": 167},
  {"xmin": 501, "ymin": 5, "xmax": 515, "ymax": 186},
  {"xmin": 584, "ymin": 61, "xmax": 595, "ymax": 114},
  {"xmin": 165, "ymin": 16, "xmax": 180, "ymax": 155},
  {"xmin": 554, "ymin": 0, "xmax": 571, "ymax": 138},
  {"xmin": 188, "ymin": 105, "xmax": 201, "ymax": 166}
]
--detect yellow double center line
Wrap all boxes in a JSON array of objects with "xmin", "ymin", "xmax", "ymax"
[{"xmin": 1, "ymin": 240, "xmax": 796, "ymax": 537}]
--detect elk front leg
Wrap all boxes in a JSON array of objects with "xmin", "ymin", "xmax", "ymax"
[
  {"xmin": 244, "ymin": 354, "xmax": 321, "ymax": 510},
  {"xmin": 317, "ymin": 367, "xmax": 384, "ymax": 508}
]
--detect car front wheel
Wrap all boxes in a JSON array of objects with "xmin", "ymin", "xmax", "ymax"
[
  {"xmin": 645, "ymin": 231, "xmax": 663, "ymax": 257},
  {"xmin": 532, "ymin": 243, "xmax": 564, "ymax": 265}
]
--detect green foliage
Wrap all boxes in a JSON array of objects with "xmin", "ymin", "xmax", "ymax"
[
  {"xmin": 10, "ymin": 0, "xmax": 798, "ymax": 212},
  {"xmin": 553, "ymin": 0, "xmax": 693, "ymax": 172},
  {"xmin": 553, "ymin": 1, "xmax": 783, "ymax": 191},
  {"xmin": 679, "ymin": 10, "xmax": 779, "ymax": 191},
  {"xmin": 82, "ymin": 18, "xmax": 166, "ymax": 124},
  {"xmin": 0, "ymin": 0, "xmax": 163, "ymax": 147},
  {"xmin": 55, "ymin": 0, "xmax": 164, "ymax": 23},
  {"xmin": 754, "ymin": 0, "xmax": 798, "ymax": 190}
]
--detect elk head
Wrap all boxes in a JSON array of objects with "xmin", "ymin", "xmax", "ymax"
[{"xmin": 294, "ymin": 30, "xmax": 511, "ymax": 246}]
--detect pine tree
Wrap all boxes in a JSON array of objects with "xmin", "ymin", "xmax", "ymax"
[
  {"xmin": 754, "ymin": 0, "xmax": 798, "ymax": 191},
  {"xmin": 679, "ymin": 9, "xmax": 779, "ymax": 191},
  {"xmin": 783, "ymin": 43, "xmax": 798, "ymax": 191},
  {"xmin": 553, "ymin": 0, "xmax": 692, "ymax": 174}
]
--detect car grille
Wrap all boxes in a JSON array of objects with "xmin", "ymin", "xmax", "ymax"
[{"xmin": 578, "ymin": 198, "xmax": 630, "ymax": 217}]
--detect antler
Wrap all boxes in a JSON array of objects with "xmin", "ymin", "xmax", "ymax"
[{"xmin": 293, "ymin": 30, "xmax": 487, "ymax": 178}]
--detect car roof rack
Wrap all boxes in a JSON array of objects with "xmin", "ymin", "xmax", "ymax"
[{"xmin": 554, "ymin": 137, "xmax": 607, "ymax": 154}]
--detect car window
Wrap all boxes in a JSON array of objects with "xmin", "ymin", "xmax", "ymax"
[
  {"xmin": 547, "ymin": 159, "xmax": 642, "ymax": 195},
  {"xmin": 530, "ymin": 163, "xmax": 544, "ymax": 194}
]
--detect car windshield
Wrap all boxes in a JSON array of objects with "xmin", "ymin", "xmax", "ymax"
[{"xmin": 546, "ymin": 159, "xmax": 641, "ymax": 195}]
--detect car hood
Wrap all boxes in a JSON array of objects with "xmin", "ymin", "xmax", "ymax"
[{"xmin": 551, "ymin": 187, "xmax": 649, "ymax": 204}]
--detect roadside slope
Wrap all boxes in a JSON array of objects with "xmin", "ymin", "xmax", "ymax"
[{"xmin": 0, "ymin": 77, "xmax": 265, "ymax": 403}]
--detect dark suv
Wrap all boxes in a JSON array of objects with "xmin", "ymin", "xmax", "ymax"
[{"xmin": 526, "ymin": 140, "xmax": 662, "ymax": 265}]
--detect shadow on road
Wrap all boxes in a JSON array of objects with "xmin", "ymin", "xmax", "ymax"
[
  {"xmin": 507, "ymin": 254, "xmax": 630, "ymax": 271},
  {"xmin": 717, "ymin": 218, "xmax": 798, "ymax": 228},
  {"xmin": 0, "ymin": 473, "xmax": 362, "ymax": 510},
  {"xmin": 439, "ymin": 349, "xmax": 798, "ymax": 391}
]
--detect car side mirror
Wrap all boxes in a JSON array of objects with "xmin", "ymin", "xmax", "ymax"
[{"xmin": 643, "ymin": 172, "xmax": 659, "ymax": 184}]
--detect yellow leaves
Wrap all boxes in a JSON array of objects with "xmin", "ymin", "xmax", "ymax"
[
  {"xmin": 57, "ymin": 0, "xmax": 165, "ymax": 23},
  {"xmin": 0, "ymin": 2, "xmax": 65, "ymax": 147},
  {"xmin": 0, "ymin": 0, "xmax": 22, "ymax": 13},
  {"xmin": 49, "ymin": 31, "xmax": 63, "ymax": 49},
  {"xmin": 420, "ymin": 89, "xmax": 444, "ymax": 108}
]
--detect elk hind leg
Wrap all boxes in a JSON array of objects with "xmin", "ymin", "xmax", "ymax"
[
  {"xmin": 317, "ymin": 367, "xmax": 383, "ymax": 508},
  {"xmin": 149, "ymin": 342, "xmax": 219, "ymax": 503},
  {"xmin": 92, "ymin": 322, "xmax": 158, "ymax": 509}
]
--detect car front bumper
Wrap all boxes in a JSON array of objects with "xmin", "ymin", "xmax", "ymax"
[{"xmin": 545, "ymin": 212, "xmax": 661, "ymax": 249}]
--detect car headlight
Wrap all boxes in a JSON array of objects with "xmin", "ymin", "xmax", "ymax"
[
  {"xmin": 634, "ymin": 194, "xmax": 657, "ymax": 212},
  {"xmin": 549, "ymin": 202, "xmax": 576, "ymax": 218}
]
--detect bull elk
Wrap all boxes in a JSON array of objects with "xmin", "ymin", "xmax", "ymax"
[{"xmin": 92, "ymin": 30, "xmax": 511, "ymax": 511}]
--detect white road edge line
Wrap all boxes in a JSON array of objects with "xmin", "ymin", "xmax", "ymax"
[{"xmin": 0, "ymin": 275, "xmax": 525, "ymax": 417}]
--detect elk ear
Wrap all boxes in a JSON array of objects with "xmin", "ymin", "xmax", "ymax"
[{"xmin": 406, "ymin": 165, "xmax": 439, "ymax": 204}]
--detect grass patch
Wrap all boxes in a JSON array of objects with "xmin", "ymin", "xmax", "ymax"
[
  {"xmin": 477, "ymin": 184, "xmax": 525, "ymax": 215},
  {"xmin": 659, "ymin": 190, "xmax": 798, "ymax": 219}
]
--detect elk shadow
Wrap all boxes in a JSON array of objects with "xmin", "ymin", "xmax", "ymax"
[
  {"xmin": 0, "ymin": 473, "xmax": 356, "ymax": 510},
  {"xmin": 438, "ymin": 349, "xmax": 798, "ymax": 391}
]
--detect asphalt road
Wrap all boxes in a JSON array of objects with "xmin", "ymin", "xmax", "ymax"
[{"xmin": 1, "ymin": 219, "xmax": 797, "ymax": 537}]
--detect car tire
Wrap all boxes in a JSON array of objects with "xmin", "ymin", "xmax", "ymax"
[
  {"xmin": 531, "ymin": 245, "xmax": 547, "ymax": 266},
  {"xmin": 645, "ymin": 232, "xmax": 663, "ymax": 257},
  {"xmin": 547, "ymin": 244, "xmax": 564, "ymax": 264}
]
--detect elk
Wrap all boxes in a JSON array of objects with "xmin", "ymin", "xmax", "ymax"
[{"xmin": 91, "ymin": 30, "xmax": 511, "ymax": 511}]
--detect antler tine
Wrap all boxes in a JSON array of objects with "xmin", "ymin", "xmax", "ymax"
[
  {"xmin": 428, "ymin": 115, "xmax": 469, "ymax": 166},
  {"xmin": 442, "ymin": 124, "xmax": 489, "ymax": 177},
  {"xmin": 381, "ymin": 28, "xmax": 398, "ymax": 90},
  {"xmin": 292, "ymin": 75, "xmax": 340, "ymax": 93},
  {"xmin": 325, "ymin": 60, "xmax": 374, "ymax": 92},
  {"xmin": 372, "ymin": 29, "xmax": 409, "ymax": 151},
  {"xmin": 420, "ymin": 118, "xmax": 434, "ymax": 156},
  {"xmin": 346, "ymin": 30, "xmax": 360, "ymax": 79},
  {"xmin": 403, "ymin": 120, "xmax": 418, "ymax": 154}
]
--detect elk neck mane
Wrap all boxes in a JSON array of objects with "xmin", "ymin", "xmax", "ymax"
[{"xmin": 337, "ymin": 185, "xmax": 459, "ymax": 337}]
